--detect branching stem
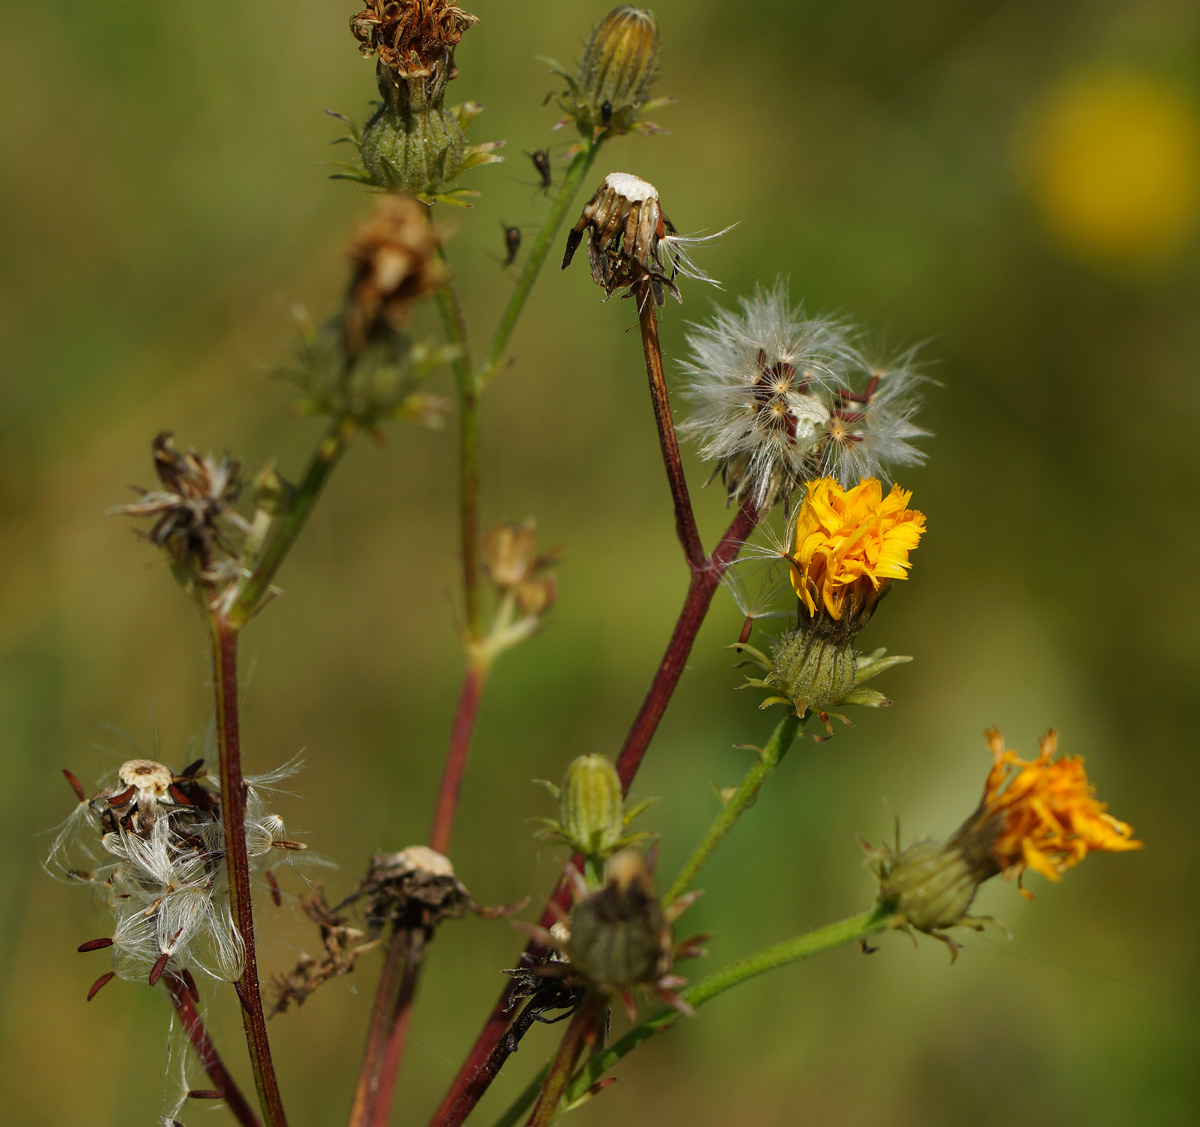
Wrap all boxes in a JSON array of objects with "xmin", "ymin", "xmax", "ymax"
[
  {"xmin": 427, "ymin": 503, "xmax": 759, "ymax": 1127},
  {"xmin": 560, "ymin": 906, "xmax": 896, "ymax": 1106},
  {"xmin": 228, "ymin": 417, "xmax": 357, "ymax": 629}
]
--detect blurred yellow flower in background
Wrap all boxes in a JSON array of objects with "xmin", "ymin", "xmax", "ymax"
[{"xmin": 1022, "ymin": 69, "xmax": 1200, "ymax": 264}]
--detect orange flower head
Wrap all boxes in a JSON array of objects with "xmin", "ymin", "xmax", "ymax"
[
  {"xmin": 968, "ymin": 729, "xmax": 1141, "ymax": 893},
  {"xmin": 790, "ymin": 478, "xmax": 925, "ymax": 626}
]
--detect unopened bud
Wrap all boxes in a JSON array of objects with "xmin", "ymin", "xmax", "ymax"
[
  {"xmin": 560, "ymin": 755, "xmax": 625, "ymax": 859},
  {"xmin": 574, "ymin": 7, "xmax": 661, "ymax": 141}
]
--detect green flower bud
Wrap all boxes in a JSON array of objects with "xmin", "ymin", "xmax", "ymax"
[
  {"xmin": 576, "ymin": 7, "xmax": 660, "ymax": 139},
  {"xmin": 560, "ymin": 754, "xmax": 625, "ymax": 859},
  {"xmin": 534, "ymin": 754, "xmax": 656, "ymax": 867},
  {"xmin": 873, "ymin": 837, "xmax": 995, "ymax": 934}
]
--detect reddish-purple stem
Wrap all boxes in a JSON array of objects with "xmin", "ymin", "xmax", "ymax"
[
  {"xmin": 210, "ymin": 615, "xmax": 288, "ymax": 1127},
  {"xmin": 164, "ymin": 972, "xmax": 262, "ymax": 1127},
  {"xmin": 429, "ymin": 661, "xmax": 488, "ymax": 856},
  {"xmin": 637, "ymin": 294, "xmax": 705, "ymax": 569},
  {"xmin": 426, "ymin": 502, "xmax": 759, "ymax": 1127},
  {"xmin": 348, "ymin": 929, "xmax": 407, "ymax": 1127},
  {"xmin": 366, "ymin": 929, "xmax": 426, "ymax": 1127}
]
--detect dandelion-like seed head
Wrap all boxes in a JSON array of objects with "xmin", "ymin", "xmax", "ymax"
[
  {"xmin": 871, "ymin": 731, "xmax": 1141, "ymax": 955},
  {"xmin": 56, "ymin": 753, "xmax": 304, "ymax": 990},
  {"xmin": 679, "ymin": 283, "xmax": 928, "ymax": 512}
]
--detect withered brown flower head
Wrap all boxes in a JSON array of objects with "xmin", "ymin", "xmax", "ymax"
[
  {"xmin": 112, "ymin": 433, "xmax": 246, "ymax": 575},
  {"xmin": 350, "ymin": 0, "xmax": 479, "ymax": 76},
  {"xmin": 563, "ymin": 172, "xmax": 721, "ymax": 307},
  {"xmin": 344, "ymin": 194, "xmax": 446, "ymax": 355}
]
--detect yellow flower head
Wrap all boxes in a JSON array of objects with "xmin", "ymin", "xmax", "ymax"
[
  {"xmin": 790, "ymin": 478, "xmax": 925, "ymax": 623},
  {"xmin": 973, "ymin": 729, "xmax": 1141, "ymax": 892}
]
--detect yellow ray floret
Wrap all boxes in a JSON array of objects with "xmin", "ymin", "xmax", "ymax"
[
  {"xmin": 980, "ymin": 729, "xmax": 1141, "ymax": 892},
  {"xmin": 790, "ymin": 478, "xmax": 925, "ymax": 620}
]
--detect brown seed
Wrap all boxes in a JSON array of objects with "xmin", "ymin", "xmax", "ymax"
[
  {"xmin": 108, "ymin": 785, "xmax": 136, "ymax": 808},
  {"xmin": 77, "ymin": 937, "xmax": 113, "ymax": 953},
  {"xmin": 266, "ymin": 870, "xmax": 282, "ymax": 907},
  {"xmin": 148, "ymin": 952, "xmax": 171, "ymax": 987},
  {"xmin": 181, "ymin": 967, "xmax": 200, "ymax": 1003},
  {"xmin": 87, "ymin": 972, "xmax": 116, "ymax": 1001},
  {"xmin": 187, "ymin": 1090, "xmax": 223, "ymax": 1100}
]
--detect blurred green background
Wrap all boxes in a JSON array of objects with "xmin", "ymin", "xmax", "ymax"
[{"xmin": 2, "ymin": 1, "xmax": 1198, "ymax": 1124}]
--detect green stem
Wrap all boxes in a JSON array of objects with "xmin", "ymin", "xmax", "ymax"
[
  {"xmin": 436, "ymin": 273, "xmax": 484, "ymax": 639},
  {"xmin": 227, "ymin": 418, "xmax": 357, "ymax": 629},
  {"xmin": 560, "ymin": 906, "xmax": 895, "ymax": 1108},
  {"xmin": 663, "ymin": 711, "xmax": 803, "ymax": 907},
  {"xmin": 525, "ymin": 993, "xmax": 606, "ymax": 1127},
  {"xmin": 482, "ymin": 142, "xmax": 598, "ymax": 379}
]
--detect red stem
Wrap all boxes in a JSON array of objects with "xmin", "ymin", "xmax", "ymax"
[
  {"xmin": 637, "ymin": 295, "xmax": 705, "ymax": 569},
  {"xmin": 348, "ymin": 928, "xmax": 407, "ymax": 1127},
  {"xmin": 429, "ymin": 661, "xmax": 488, "ymax": 855},
  {"xmin": 426, "ymin": 502, "xmax": 759, "ymax": 1127},
  {"xmin": 366, "ymin": 929, "xmax": 426, "ymax": 1127},
  {"xmin": 210, "ymin": 615, "xmax": 288, "ymax": 1127},
  {"xmin": 524, "ymin": 993, "xmax": 606, "ymax": 1127},
  {"xmin": 164, "ymin": 972, "xmax": 262, "ymax": 1127}
]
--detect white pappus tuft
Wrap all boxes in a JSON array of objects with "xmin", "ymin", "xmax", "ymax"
[{"xmin": 677, "ymin": 281, "xmax": 929, "ymax": 513}]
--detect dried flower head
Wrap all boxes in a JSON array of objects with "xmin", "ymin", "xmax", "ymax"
[
  {"xmin": 563, "ymin": 173, "xmax": 719, "ymax": 306},
  {"xmin": 270, "ymin": 891, "xmax": 377, "ymax": 1015},
  {"xmin": 57, "ymin": 754, "xmax": 306, "ymax": 992},
  {"xmin": 870, "ymin": 730, "xmax": 1141, "ymax": 957},
  {"xmin": 350, "ymin": 0, "xmax": 479, "ymax": 77},
  {"xmin": 678, "ymin": 282, "xmax": 927, "ymax": 512},
  {"xmin": 112, "ymin": 433, "xmax": 249, "ymax": 582},
  {"xmin": 344, "ymin": 194, "xmax": 447, "ymax": 354}
]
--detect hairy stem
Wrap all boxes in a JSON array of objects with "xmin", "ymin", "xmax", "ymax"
[
  {"xmin": 637, "ymin": 295, "xmax": 704, "ymax": 569},
  {"xmin": 164, "ymin": 972, "xmax": 262, "ymax": 1127},
  {"xmin": 428, "ymin": 503, "xmax": 759, "ymax": 1127},
  {"xmin": 483, "ymin": 143, "xmax": 598, "ymax": 379},
  {"xmin": 524, "ymin": 993, "xmax": 606, "ymax": 1127},
  {"xmin": 560, "ymin": 907, "xmax": 896, "ymax": 1106},
  {"xmin": 228, "ymin": 417, "xmax": 357, "ymax": 629},
  {"xmin": 429, "ymin": 656, "xmax": 490, "ymax": 855},
  {"xmin": 209, "ymin": 616, "xmax": 288, "ymax": 1127},
  {"xmin": 663, "ymin": 710, "xmax": 803, "ymax": 907}
]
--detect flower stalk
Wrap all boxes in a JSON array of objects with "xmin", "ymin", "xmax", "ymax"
[
  {"xmin": 209, "ymin": 615, "xmax": 288, "ymax": 1127},
  {"xmin": 524, "ymin": 992, "xmax": 607, "ymax": 1127},
  {"xmin": 227, "ymin": 418, "xmax": 358, "ymax": 629},
  {"xmin": 637, "ymin": 293, "xmax": 704, "ymax": 569},
  {"xmin": 663, "ymin": 710, "xmax": 803, "ymax": 907},
  {"xmin": 427, "ymin": 502, "xmax": 758, "ymax": 1127},
  {"xmin": 560, "ymin": 906, "xmax": 895, "ymax": 1108},
  {"xmin": 163, "ymin": 972, "xmax": 262, "ymax": 1127}
]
